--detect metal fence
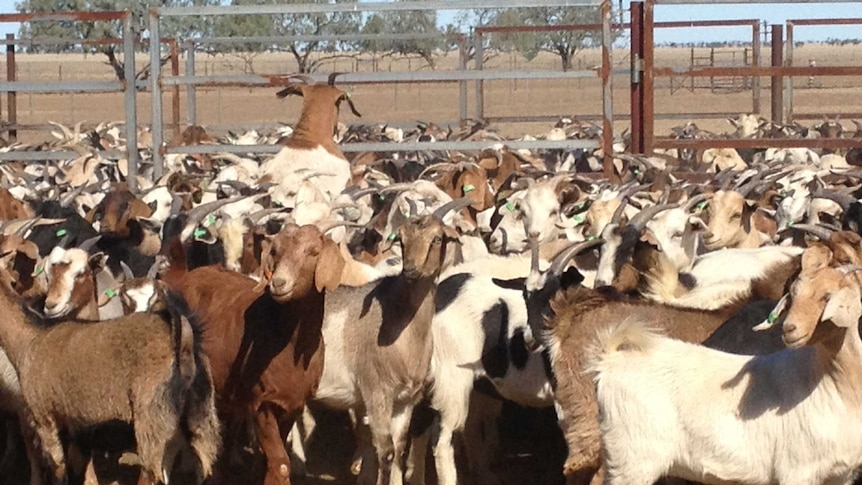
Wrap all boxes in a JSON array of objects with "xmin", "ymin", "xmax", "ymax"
[{"xmin": 1, "ymin": 0, "xmax": 861, "ymax": 186}]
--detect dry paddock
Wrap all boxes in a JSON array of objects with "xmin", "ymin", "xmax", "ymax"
[{"xmin": 1, "ymin": 44, "xmax": 861, "ymax": 144}]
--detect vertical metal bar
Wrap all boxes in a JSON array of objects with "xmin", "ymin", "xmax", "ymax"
[
  {"xmin": 150, "ymin": 10, "xmax": 164, "ymax": 179},
  {"xmin": 186, "ymin": 40, "xmax": 197, "ymax": 126},
  {"xmin": 458, "ymin": 35, "xmax": 467, "ymax": 122},
  {"xmin": 474, "ymin": 30, "xmax": 484, "ymax": 120},
  {"xmin": 784, "ymin": 22, "xmax": 794, "ymax": 123},
  {"xmin": 169, "ymin": 38, "xmax": 181, "ymax": 137},
  {"xmin": 770, "ymin": 24, "xmax": 783, "ymax": 124},
  {"xmin": 642, "ymin": 0, "xmax": 655, "ymax": 156},
  {"xmin": 601, "ymin": 0, "xmax": 616, "ymax": 181},
  {"xmin": 123, "ymin": 14, "xmax": 138, "ymax": 192},
  {"xmin": 6, "ymin": 34, "xmax": 17, "ymax": 143},
  {"xmin": 630, "ymin": 1, "xmax": 644, "ymax": 155},
  {"xmin": 752, "ymin": 21, "xmax": 761, "ymax": 114}
]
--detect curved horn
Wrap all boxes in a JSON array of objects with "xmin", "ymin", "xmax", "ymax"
[
  {"xmin": 348, "ymin": 187, "xmax": 380, "ymax": 200},
  {"xmin": 418, "ymin": 163, "xmax": 457, "ymax": 180},
  {"xmin": 146, "ymin": 258, "xmax": 162, "ymax": 279},
  {"xmin": 549, "ymin": 238, "xmax": 606, "ymax": 275},
  {"xmin": 59, "ymin": 183, "xmax": 88, "ymax": 208},
  {"xmin": 184, "ymin": 196, "xmax": 244, "ymax": 230},
  {"xmin": 813, "ymin": 189, "xmax": 856, "ymax": 211},
  {"xmin": 328, "ymin": 72, "xmax": 344, "ymax": 86},
  {"xmin": 379, "ymin": 183, "xmax": 417, "ymax": 195},
  {"xmin": 610, "ymin": 197, "xmax": 630, "ymax": 225},
  {"xmin": 628, "ymin": 203, "xmax": 678, "ymax": 232},
  {"xmin": 120, "ymin": 261, "xmax": 135, "ymax": 281},
  {"xmin": 248, "ymin": 207, "xmax": 287, "ymax": 225},
  {"xmin": 682, "ymin": 193, "xmax": 708, "ymax": 213},
  {"xmin": 319, "ymin": 220, "xmax": 364, "ymax": 234},
  {"xmin": 77, "ymin": 235, "xmax": 102, "ymax": 253},
  {"xmin": 784, "ymin": 223, "xmax": 834, "ymax": 241},
  {"xmin": 432, "ymin": 197, "xmax": 473, "ymax": 220},
  {"xmin": 405, "ymin": 198, "xmax": 418, "ymax": 217}
]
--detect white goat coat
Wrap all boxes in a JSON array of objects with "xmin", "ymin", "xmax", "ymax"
[
  {"xmin": 260, "ymin": 146, "xmax": 350, "ymax": 204},
  {"xmin": 591, "ymin": 324, "xmax": 862, "ymax": 485}
]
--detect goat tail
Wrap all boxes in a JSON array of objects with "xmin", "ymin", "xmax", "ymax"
[
  {"xmin": 184, "ymin": 353, "xmax": 222, "ymax": 481},
  {"xmin": 586, "ymin": 319, "xmax": 663, "ymax": 377}
]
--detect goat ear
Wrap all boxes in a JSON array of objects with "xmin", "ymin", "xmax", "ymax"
[
  {"xmin": 443, "ymin": 225, "xmax": 460, "ymax": 243},
  {"xmin": 315, "ymin": 238, "xmax": 345, "ymax": 293},
  {"xmin": 88, "ymin": 252, "xmax": 106, "ymax": 271},
  {"xmin": 491, "ymin": 277, "xmax": 525, "ymax": 291},
  {"xmin": 688, "ymin": 215, "xmax": 707, "ymax": 231},
  {"xmin": 802, "ymin": 244, "xmax": 833, "ymax": 273},
  {"xmin": 97, "ymin": 288, "xmax": 117, "ymax": 308},
  {"xmin": 252, "ymin": 237, "xmax": 274, "ymax": 293},
  {"xmin": 822, "ymin": 285, "xmax": 861, "ymax": 328},
  {"xmin": 560, "ymin": 266, "xmax": 586, "ymax": 289},
  {"xmin": 639, "ymin": 228, "xmax": 662, "ymax": 251}
]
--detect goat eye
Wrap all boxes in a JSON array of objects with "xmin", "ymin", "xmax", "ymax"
[
  {"xmin": 731, "ymin": 213, "xmax": 741, "ymax": 220},
  {"xmin": 673, "ymin": 231, "xmax": 684, "ymax": 239}
]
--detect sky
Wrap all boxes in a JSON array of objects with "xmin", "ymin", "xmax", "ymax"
[{"xmin": 0, "ymin": 0, "xmax": 860, "ymax": 44}]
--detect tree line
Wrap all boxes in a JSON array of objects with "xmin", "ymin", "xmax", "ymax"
[{"xmin": 14, "ymin": 0, "xmax": 612, "ymax": 78}]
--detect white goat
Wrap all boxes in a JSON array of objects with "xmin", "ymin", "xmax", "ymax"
[{"xmin": 589, "ymin": 245, "xmax": 862, "ymax": 485}]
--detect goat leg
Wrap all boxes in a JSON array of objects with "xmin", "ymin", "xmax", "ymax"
[{"xmin": 254, "ymin": 405, "xmax": 292, "ymax": 485}]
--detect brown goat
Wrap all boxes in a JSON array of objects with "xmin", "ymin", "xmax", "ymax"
[
  {"xmin": 0, "ymin": 281, "xmax": 220, "ymax": 485},
  {"xmin": 86, "ymin": 184, "xmax": 153, "ymax": 238},
  {"xmin": 0, "ymin": 189, "xmax": 34, "ymax": 221},
  {"xmin": 173, "ymin": 223, "xmax": 345, "ymax": 485}
]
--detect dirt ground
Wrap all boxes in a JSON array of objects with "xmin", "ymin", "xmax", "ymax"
[{"xmin": 1, "ymin": 43, "xmax": 861, "ymax": 146}]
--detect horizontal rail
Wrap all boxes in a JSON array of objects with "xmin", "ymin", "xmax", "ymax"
[
  {"xmin": 654, "ymin": 66, "xmax": 862, "ymax": 77},
  {"xmin": 788, "ymin": 18, "xmax": 862, "ymax": 26},
  {"xmin": 654, "ymin": 138, "xmax": 862, "ymax": 150},
  {"xmin": 476, "ymin": 18, "xmax": 757, "ymax": 33},
  {"xmin": 0, "ymin": 11, "xmax": 128, "ymax": 23},
  {"xmin": 0, "ymin": 81, "xmax": 126, "ymax": 93},
  {"xmin": 0, "ymin": 150, "xmax": 126, "ymax": 161},
  {"xmin": 656, "ymin": 0, "xmax": 861, "ymax": 3},
  {"xmin": 155, "ymin": 0, "xmax": 604, "ymax": 17},
  {"xmin": 160, "ymin": 70, "xmax": 604, "ymax": 88},
  {"xmin": 792, "ymin": 113, "xmax": 862, "ymax": 120},
  {"xmin": 190, "ymin": 33, "xmax": 453, "ymax": 45},
  {"xmin": 166, "ymin": 139, "xmax": 600, "ymax": 156}
]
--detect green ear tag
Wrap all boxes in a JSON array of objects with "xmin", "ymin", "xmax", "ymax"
[
  {"xmin": 32, "ymin": 265, "xmax": 44, "ymax": 277},
  {"xmin": 55, "ymin": 229, "xmax": 67, "ymax": 238},
  {"xmin": 273, "ymin": 200, "xmax": 283, "ymax": 207},
  {"xmin": 379, "ymin": 194, "xmax": 386, "ymax": 201},
  {"xmin": 788, "ymin": 221, "xmax": 795, "ymax": 227},
  {"xmin": 576, "ymin": 202, "xmax": 585, "ymax": 211},
  {"xmin": 104, "ymin": 288, "xmax": 116, "ymax": 299},
  {"xmin": 586, "ymin": 236, "xmax": 596, "ymax": 241},
  {"xmin": 193, "ymin": 228, "xmax": 207, "ymax": 238},
  {"xmin": 696, "ymin": 201, "xmax": 708, "ymax": 210},
  {"xmin": 572, "ymin": 214, "xmax": 584, "ymax": 224},
  {"xmin": 505, "ymin": 202, "xmax": 516, "ymax": 212},
  {"xmin": 462, "ymin": 184, "xmax": 476, "ymax": 194},
  {"xmin": 205, "ymin": 215, "xmax": 216, "ymax": 227},
  {"xmin": 767, "ymin": 312, "xmax": 777, "ymax": 324},
  {"xmin": 387, "ymin": 233, "xmax": 398, "ymax": 241}
]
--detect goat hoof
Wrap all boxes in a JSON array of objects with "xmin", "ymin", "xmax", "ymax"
[
  {"xmin": 351, "ymin": 458, "xmax": 363, "ymax": 476},
  {"xmin": 118, "ymin": 452, "xmax": 142, "ymax": 467}
]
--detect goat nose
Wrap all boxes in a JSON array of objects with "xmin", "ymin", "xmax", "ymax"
[
  {"xmin": 44, "ymin": 301, "xmax": 57, "ymax": 310},
  {"xmin": 784, "ymin": 323, "xmax": 797, "ymax": 334},
  {"xmin": 704, "ymin": 231, "xmax": 714, "ymax": 240},
  {"xmin": 271, "ymin": 277, "xmax": 286, "ymax": 289}
]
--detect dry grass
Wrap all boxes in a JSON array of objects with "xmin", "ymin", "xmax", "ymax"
[{"xmin": 1, "ymin": 43, "xmax": 861, "ymax": 144}]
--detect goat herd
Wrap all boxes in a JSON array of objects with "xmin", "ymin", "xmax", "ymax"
[{"xmin": 2, "ymin": 73, "xmax": 862, "ymax": 485}]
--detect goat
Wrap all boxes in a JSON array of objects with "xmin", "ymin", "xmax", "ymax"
[
  {"xmin": 313, "ymin": 209, "xmax": 459, "ymax": 485},
  {"xmin": 702, "ymin": 175, "xmax": 777, "ymax": 250},
  {"xmin": 589, "ymin": 244, "xmax": 862, "ymax": 485},
  {"xmin": 260, "ymin": 75, "xmax": 361, "ymax": 206},
  {"xmin": 173, "ymin": 223, "xmax": 345, "ymax": 485},
  {"xmin": 0, "ymin": 281, "xmax": 220, "ymax": 485},
  {"xmin": 507, "ymin": 244, "xmax": 773, "ymax": 485}
]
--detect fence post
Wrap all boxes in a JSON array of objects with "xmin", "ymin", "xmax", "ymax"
[
  {"xmin": 630, "ymin": 1, "xmax": 644, "ymax": 155},
  {"xmin": 643, "ymin": 0, "xmax": 655, "ymax": 156},
  {"xmin": 169, "ymin": 38, "xmax": 180, "ymax": 137},
  {"xmin": 6, "ymin": 34, "xmax": 17, "ymax": 143},
  {"xmin": 123, "ymin": 14, "xmax": 138, "ymax": 192},
  {"xmin": 186, "ymin": 40, "xmax": 197, "ymax": 126},
  {"xmin": 474, "ymin": 29, "xmax": 484, "ymax": 120},
  {"xmin": 784, "ymin": 22, "xmax": 794, "ymax": 122},
  {"xmin": 770, "ymin": 24, "xmax": 784, "ymax": 124},
  {"xmin": 150, "ymin": 11, "xmax": 164, "ymax": 179},
  {"xmin": 752, "ymin": 21, "xmax": 761, "ymax": 114},
  {"xmin": 458, "ymin": 35, "xmax": 467, "ymax": 122},
  {"xmin": 601, "ymin": 0, "xmax": 616, "ymax": 181}
]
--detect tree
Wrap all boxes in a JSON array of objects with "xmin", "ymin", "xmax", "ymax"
[
  {"xmin": 15, "ymin": 0, "xmax": 219, "ymax": 80},
  {"xmin": 212, "ymin": 0, "xmax": 361, "ymax": 73},
  {"xmin": 463, "ymin": 6, "xmax": 616, "ymax": 71},
  {"xmin": 373, "ymin": 6, "xmax": 442, "ymax": 70}
]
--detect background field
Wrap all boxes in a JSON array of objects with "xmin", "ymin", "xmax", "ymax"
[{"xmin": 1, "ymin": 43, "xmax": 861, "ymax": 145}]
